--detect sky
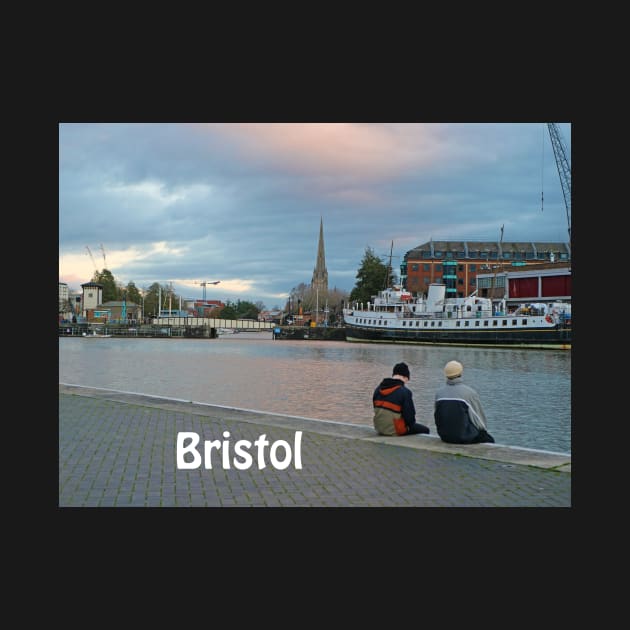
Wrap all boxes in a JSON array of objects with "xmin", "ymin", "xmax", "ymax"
[{"xmin": 59, "ymin": 122, "xmax": 571, "ymax": 309}]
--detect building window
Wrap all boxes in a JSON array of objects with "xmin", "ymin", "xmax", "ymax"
[
  {"xmin": 480, "ymin": 252, "xmax": 488, "ymax": 259},
  {"xmin": 526, "ymin": 251, "xmax": 534, "ymax": 259},
  {"xmin": 424, "ymin": 277, "xmax": 430, "ymax": 285},
  {"xmin": 458, "ymin": 278, "xmax": 464, "ymax": 285},
  {"xmin": 411, "ymin": 263, "xmax": 419, "ymax": 271},
  {"xmin": 435, "ymin": 251, "xmax": 443, "ymax": 258},
  {"xmin": 470, "ymin": 279, "xmax": 476, "ymax": 286},
  {"xmin": 436, "ymin": 264, "xmax": 442, "ymax": 272},
  {"xmin": 458, "ymin": 265, "xmax": 464, "ymax": 271},
  {"xmin": 470, "ymin": 264, "xmax": 476, "ymax": 272},
  {"xmin": 514, "ymin": 252, "xmax": 522, "ymax": 260},
  {"xmin": 423, "ymin": 263, "xmax": 430, "ymax": 271},
  {"xmin": 503, "ymin": 252, "xmax": 511, "ymax": 259},
  {"xmin": 489, "ymin": 251, "xmax": 498, "ymax": 259},
  {"xmin": 422, "ymin": 251, "xmax": 432, "ymax": 259},
  {"xmin": 457, "ymin": 251, "xmax": 465, "ymax": 258}
]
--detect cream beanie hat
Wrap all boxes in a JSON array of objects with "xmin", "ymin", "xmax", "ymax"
[{"xmin": 444, "ymin": 360, "xmax": 463, "ymax": 379}]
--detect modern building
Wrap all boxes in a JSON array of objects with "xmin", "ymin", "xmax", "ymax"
[
  {"xmin": 476, "ymin": 263, "xmax": 571, "ymax": 308},
  {"xmin": 401, "ymin": 240, "xmax": 571, "ymax": 299}
]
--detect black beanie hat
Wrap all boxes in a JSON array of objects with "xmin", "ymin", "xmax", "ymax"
[{"xmin": 393, "ymin": 362, "xmax": 410, "ymax": 379}]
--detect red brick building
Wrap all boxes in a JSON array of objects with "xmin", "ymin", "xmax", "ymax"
[{"xmin": 402, "ymin": 240, "xmax": 570, "ymax": 299}]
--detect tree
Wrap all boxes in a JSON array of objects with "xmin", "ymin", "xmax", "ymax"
[
  {"xmin": 93, "ymin": 269, "xmax": 118, "ymax": 303},
  {"xmin": 349, "ymin": 246, "xmax": 397, "ymax": 304},
  {"xmin": 124, "ymin": 281, "xmax": 142, "ymax": 306}
]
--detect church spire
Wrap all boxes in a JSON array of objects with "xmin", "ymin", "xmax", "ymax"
[{"xmin": 311, "ymin": 216, "xmax": 328, "ymax": 293}]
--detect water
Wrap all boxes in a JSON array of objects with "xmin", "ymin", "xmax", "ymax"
[{"xmin": 58, "ymin": 333, "xmax": 571, "ymax": 454}]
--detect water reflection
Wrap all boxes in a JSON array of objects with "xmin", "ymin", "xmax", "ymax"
[{"xmin": 59, "ymin": 335, "xmax": 571, "ymax": 454}]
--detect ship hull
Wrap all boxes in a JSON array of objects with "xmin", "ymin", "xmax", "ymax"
[{"xmin": 344, "ymin": 324, "xmax": 571, "ymax": 350}]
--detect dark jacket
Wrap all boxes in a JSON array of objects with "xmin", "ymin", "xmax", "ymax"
[
  {"xmin": 373, "ymin": 377, "xmax": 416, "ymax": 436},
  {"xmin": 434, "ymin": 378, "xmax": 494, "ymax": 444}
]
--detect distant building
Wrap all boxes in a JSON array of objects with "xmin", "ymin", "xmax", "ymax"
[
  {"xmin": 310, "ymin": 217, "xmax": 328, "ymax": 323},
  {"xmin": 81, "ymin": 281, "xmax": 103, "ymax": 318},
  {"xmin": 477, "ymin": 263, "xmax": 571, "ymax": 307},
  {"xmin": 59, "ymin": 282, "xmax": 69, "ymax": 313},
  {"xmin": 402, "ymin": 240, "xmax": 570, "ymax": 298}
]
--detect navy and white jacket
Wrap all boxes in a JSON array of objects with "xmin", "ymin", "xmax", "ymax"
[{"xmin": 434, "ymin": 377, "xmax": 490, "ymax": 444}]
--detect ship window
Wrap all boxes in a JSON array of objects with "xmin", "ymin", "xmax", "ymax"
[
  {"xmin": 456, "ymin": 321, "xmax": 461, "ymax": 327},
  {"xmin": 492, "ymin": 320, "xmax": 498, "ymax": 326},
  {"xmin": 512, "ymin": 319, "xmax": 517, "ymax": 325},
  {"xmin": 522, "ymin": 319, "xmax": 527, "ymax": 325},
  {"xmin": 438, "ymin": 322, "xmax": 442, "ymax": 327},
  {"xmin": 502, "ymin": 320, "xmax": 507, "ymax": 326},
  {"xmin": 475, "ymin": 321, "xmax": 480, "ymax": 327},
  {"xmin": 465, "ymin": 321, "xmax": 470, "ymax": 326},
  {"xmin": 431, "ymin": 322, "xmax": 435, "ymax": 327},
  {"xmin": 424, "ymin": 322, "xmax": 428, "ymax": 327},
  {"xmin": 484, "ymin": 321, "xmax": 489, "ymax": 326},
  {"xmin": 402, "ymin": 321, "xmax": 406, "ymax": 326},
  {"xmin": 416, "ymin": 321, "xmax": 420, "ymax": 326}
]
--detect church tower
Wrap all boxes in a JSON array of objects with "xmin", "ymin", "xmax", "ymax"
[{"xmin": 311, "ymin": 216, "xmax": 328, "ymax": 294}]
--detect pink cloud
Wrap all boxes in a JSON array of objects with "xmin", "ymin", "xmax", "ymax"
[{"xmin": 198, "ymin": 123, "xmax": 447, "ymax": 180}]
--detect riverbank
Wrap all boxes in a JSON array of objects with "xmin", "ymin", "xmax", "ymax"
[{"xmin": 59, "ymin": 384, "xmax": 570, "ymax": 507}]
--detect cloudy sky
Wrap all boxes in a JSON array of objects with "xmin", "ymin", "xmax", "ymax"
[{"xmin": 59, "ymin": 122, "xmax": 571, "ymax": 309}]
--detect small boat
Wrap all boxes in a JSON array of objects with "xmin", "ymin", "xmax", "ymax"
[
  {"xmin": 82, "ymin": 331, "xmax": 112, "ymax": 338},
  {"xmin": 342, "ymin": 284, "xmax": 571, "ymax": 350},
  {"xmin": 217, "ymin": 328, "xmax": 238, "ymax": 335}
]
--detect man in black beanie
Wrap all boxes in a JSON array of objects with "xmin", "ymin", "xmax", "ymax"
[{"xmin": 372, "ymin": 362, "xmax": 431, "ymax": 436}]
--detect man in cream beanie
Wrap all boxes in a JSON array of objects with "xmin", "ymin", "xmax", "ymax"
[{"xmin": 434, "ymin": 360, "xmax": 495, "ymax": 444}]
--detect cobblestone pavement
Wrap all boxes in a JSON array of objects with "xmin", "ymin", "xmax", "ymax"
[{"xmin": 59, "ymin": 385, "xmax": 571, "ymax": 507}]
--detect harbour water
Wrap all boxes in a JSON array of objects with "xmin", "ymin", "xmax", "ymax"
[{"xmin": 58, "ymin": 332, "xmax": 571, "ymax": 454}]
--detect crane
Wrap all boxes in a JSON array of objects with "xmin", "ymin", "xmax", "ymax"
[
  {"xmin": 85, "ymin": 246, "xmax": 98, "ymax": 277},
  {"xmin": 195, "ymin": 280, "xmax": 220, "ymax": 301},
  {"xmin": 547, "ymin": 123, "xmax": 571, "ymax": 245},
  {"xmin": 100, "ymin": 243, "xmax": 107, "ymax": 269}
]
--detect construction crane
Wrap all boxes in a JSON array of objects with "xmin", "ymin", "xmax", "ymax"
[
  {"xmin": 195, "ymin": 280, "xmax": 220, "ymax": 301},
  {"xmin": 547, "ymin": 123, "xmax": 571, "ymax": 244},
  {"xmin": 85, "ymin": 245, "xmax": 98, "ymax": 276},
  {"xmin": 100, "ymin": 243, "xmax": 107, "ymax": 269}
]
